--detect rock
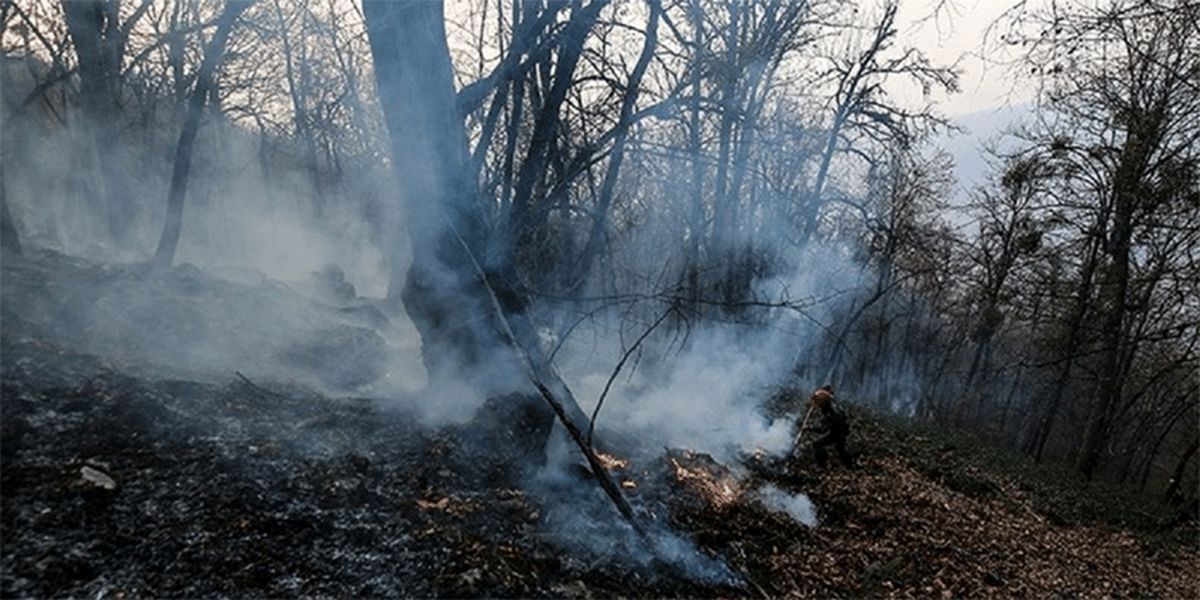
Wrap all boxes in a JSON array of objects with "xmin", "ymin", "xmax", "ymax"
[{"xmin": 79, "ymin": 465, "xmax": 117, "ymax": 491}]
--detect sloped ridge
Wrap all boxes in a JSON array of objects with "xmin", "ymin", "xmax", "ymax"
[{"xmin": 1, "ymin": 250, "xmax": 387, "ymax": 390}]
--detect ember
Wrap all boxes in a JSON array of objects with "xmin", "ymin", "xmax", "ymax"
[
  {"xmin": 594, "ymin": 451, "xmax": 629, "ymax": 471},
  {"xmin": 667, "ymin": 449, "xmax": 743, "ymax": 508}
]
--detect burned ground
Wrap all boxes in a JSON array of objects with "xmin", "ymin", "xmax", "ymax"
[
  {"xmin": 0, "ymin": 335, "xmax": 738, "ymax": 597},
  {"xmin": 2, "ymin": 252, "xmax": 1197, "ymax": 597}
]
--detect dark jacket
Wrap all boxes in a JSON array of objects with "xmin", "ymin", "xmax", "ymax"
[{"xmin": 813, "ymin": 400, "xmax": 849, "ymax": 437}]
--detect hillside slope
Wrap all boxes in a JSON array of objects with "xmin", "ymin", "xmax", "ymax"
[{"xmin": 1, "ymin": 254, "xmax": 1196, "ymax": 597}]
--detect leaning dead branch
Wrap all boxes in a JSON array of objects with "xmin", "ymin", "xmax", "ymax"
[{"xmin": 441, "ymin": 218, "xmax": 649, "ymax": 540}]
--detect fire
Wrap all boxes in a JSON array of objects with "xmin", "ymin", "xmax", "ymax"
[
  {"xmin": 595, "ymin": 451, "xmax": 629, "ymax": 470},
  {"xmin": 668, "ymin": 451, "xmax": 743, "ymax": 508}
]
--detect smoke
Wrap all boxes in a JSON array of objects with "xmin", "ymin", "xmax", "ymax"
[
  {"xmin": 755, "ymin": 483, "xmax": 817, "ymax": 527},
  {"xmin": 543, "ymin": 243, "xmax": 859, "ymax": 462},
  {"xmin": 1, "ymin": 1, "xmax": 1042, "ymax": 587},
  {"xmin": 529, "ymin": 436, "xmax": 741, "ymax": 586},
  {"xmin": 1, "ymin": 58, "xmax": 428, "ymax": 395}
]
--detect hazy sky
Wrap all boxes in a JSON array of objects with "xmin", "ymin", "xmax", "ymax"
[
  {"xmin": 441, "ymin": 0, "xmax": 1040, "ymax": 189},
  {"xmin": 896, "ymin": 0, "xmax": 1037, "ymax": 117},
  {"xmin": 892, "ymin": 0, "xmax": 1043, "ymax": 191}
]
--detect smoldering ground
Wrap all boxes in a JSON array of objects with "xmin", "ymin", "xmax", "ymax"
[
  {"xmin": 0, "ymin": 99, "xmax": 929, "ymax": 585},
  {"xmin": 0, "ymin": 1, "xmax": 1054, "ymax": 590}
]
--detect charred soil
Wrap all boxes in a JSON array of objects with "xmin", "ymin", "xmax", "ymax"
[{"xmin": 2, "ymin": 253, "xmax": 1197, "ymax": 597}]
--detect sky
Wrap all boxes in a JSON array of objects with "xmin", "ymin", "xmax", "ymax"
[
  {"xmin": 891, "ymin": 0, "xmax": 1042, "ymax": 191},
  {"xmin": 896, "ymin": 0, "xmax": 1038, "ymax": 117},
  {"xmin": 439, "ymin": 0, "xmax": 1041, "ymax": 193}
]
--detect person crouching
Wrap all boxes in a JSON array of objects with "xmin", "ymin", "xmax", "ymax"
[{"xmin": 804, "ymin": 385, "xmax": 853, "ymax": 468}]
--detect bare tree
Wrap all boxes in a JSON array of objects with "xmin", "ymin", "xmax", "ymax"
[
  {"xmin": 799, "ymin": 0, "xmax": 957, "ymax": 245},
  {"xmin": 152, "ymin": 0, "xmax": 251, "ymax": 268}
]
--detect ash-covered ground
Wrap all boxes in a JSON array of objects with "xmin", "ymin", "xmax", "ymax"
[{"xmin": 2, "ymin": 251, "xmax": 1197, "ymax": 597}]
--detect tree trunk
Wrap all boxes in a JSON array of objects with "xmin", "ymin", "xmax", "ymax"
[
  {"xmin": 507, "ymin": 0, "xmax": 607, "ymax": 277},
  {"xmin": 576, "ymin": 0, "xmax": 660, "ymax": 278},
  {"xmin": 152, "ymin": 1, "xmax": 249, "ymax": 269},
  {"xmin": 363, "ymin": 1, "xmax": 600, "ymax": 461},
  {"xmin": 62, "ymin": 0, "xmax": 139, "ymax": 244},
  {"xmin": 1024, "ymin": 231, "xmax": 1102, "ymax": 462},
  {"xmin": 1077, "ymin": 102, "xmax": 1163, "ymax": 478},
  {"xmin": 1, "ymin": 161, "xmax": 20, "ymax": 257},
  {"xmin": 364, "ymin": 0, "xmax": 504, "ymax": 382},
  {"xmin": 685, "ymin": 0, "xmax": 705, "ymax": 305}
]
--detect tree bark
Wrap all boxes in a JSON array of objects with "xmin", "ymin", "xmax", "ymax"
[
  {"xmin": 364, "ymin": 0, "xmax": 511, "ymax": 387},
  {"xmin": 363, "ymin": 0, "xmax": 599, "ymax": 454}
]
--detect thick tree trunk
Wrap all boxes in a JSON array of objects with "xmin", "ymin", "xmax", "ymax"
[
  {"xmin": 152, "ymin": 1, "xmax": 249, "ymax": 269},
  {"xmin": 363, "ymin": 1, "xmax": 603, "ymax": 465},
  {"xmin": 364, "ymin": 0, "xmax": 511, "ymax": 388},
  {"xmin": 62, "ymin": 0, "xmax": 139, "ymax": 244}
]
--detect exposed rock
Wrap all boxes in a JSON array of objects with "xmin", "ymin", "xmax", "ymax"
[{"xmin": 79, "ymin": 465, "xmax": 117, "ymax": 491}]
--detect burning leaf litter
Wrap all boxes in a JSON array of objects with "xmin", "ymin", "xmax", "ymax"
[{"xmin": 2, "ymin": 266, "xmax": 1196, "ymax": 597}]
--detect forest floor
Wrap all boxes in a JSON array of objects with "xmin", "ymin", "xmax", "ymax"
[{"xmin": 2, "ymin": 251, "xmax": 1197, "ymax": 597}]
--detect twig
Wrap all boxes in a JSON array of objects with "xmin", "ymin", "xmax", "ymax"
[
  {"xmin": 234, "ymin": 371, "xmax": 291, "ymax": 400},
  {"xmin": 587, "ymin": 307, "xmax": 674, "ymax": 447}
]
